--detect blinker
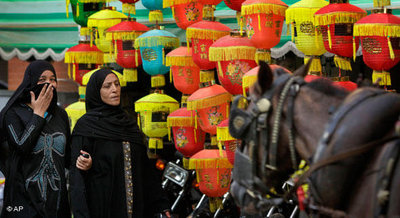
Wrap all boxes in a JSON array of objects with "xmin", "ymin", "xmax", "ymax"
[{"xmin": 229, "ymin": 95, "xmax": 254, "ymax": 140}]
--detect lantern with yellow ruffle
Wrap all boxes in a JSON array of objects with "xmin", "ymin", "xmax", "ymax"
[
  {"xmin": 120, "ymin": 0, "xmax": 139, "ymax": 15},
  {"xmin": 135, "ymin": 28, "xmax": 180, "ymax": 88},
  {"xmin": 217, "ymin": 119, "xmax": 238, "ymax": 165},
  {"xmin": 314, "ymin": 0, "xmax": 366, "ymax": 73},
  {"xmin": 241, "ymin": 0, "xmax": 288, "ymax": 63},
  {"xmin": 354, "ymin": 10, "xmax": 400, "ymax": 87},
  {"xmin": 142, "ymin": 0, "xmax": 164, "ymax": 23},
  {"xmin": 286, "ymin": 0, "xmax": 328, "ymax": 75},
  {"xmin": 188, "ymin": 148, "xmax": 233, "ymax": 212},
  {"xmin": 167, "ymin": 106, "xmax": 206, "ymax": 157},
  {"xmin": 209, "ymin": 30, "xmax": 257, "ymax": 95},
  {"xmin": 88, "ymin": 7, "xmax": 127, "ymax": 63},
  {"xmin": 166, "ymin": 46, "xmax": 201, "ymax": 95},
  {"xmin": 64, "ymin": 40, "xmax": 104, "ymax": 85},
  {"xmin": 186, "ymin": 18, "xmax": 231, "ymax": 82},
  {"xmin": 135, "ymin": 92, "xmax": 180, "ymax": 156},
  {"xmin": 163, "ymin": 0, "xmax": 203, "ymax": 30},
  {"xmin": 106, "ymin": 18, "xmax": 150, "ymax": 82}
]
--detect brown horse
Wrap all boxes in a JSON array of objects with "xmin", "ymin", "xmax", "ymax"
[{"xmin": 229, "ymin": 61, "xmax": 400, "ymax": 217}]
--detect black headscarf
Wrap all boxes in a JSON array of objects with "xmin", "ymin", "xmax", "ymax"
[
  {"xmin": 72, "ymin": 68, "xmax": 141, "ymax": 142},
  {"xmin": 0, "ymin": 60, "xmax": 57, "ymax": 129}
]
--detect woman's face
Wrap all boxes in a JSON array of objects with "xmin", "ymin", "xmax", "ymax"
[
  {"xmin": 38, "ymin": 70, "xmax": 57, "ymax": 89},
  {"xmin": 100, "ymin": 73, "xmax": 121, "ymax": 106}
]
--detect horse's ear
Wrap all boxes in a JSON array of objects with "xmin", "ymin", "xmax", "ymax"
[
  {"xmin": 257, "ymin": 61, "xmax": 274, "ymax": 94},
  {"xmin": 293, "ymin": 56, "xmax": 313, "ymax": 78}
]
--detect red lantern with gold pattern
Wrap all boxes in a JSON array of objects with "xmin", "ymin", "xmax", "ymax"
[
  {"xmin": 241, "ymin": 0, "xmax": 288, "ymax": 63},
  {"xmin": 164, "ymin": 0, "xmax": 203, "ymax": 30},
  {"xmin": 209, "ymin": 31, "xmax": 257, "ymax": 95},
  {"xmin": 217, "ymin": 119, "xmax": 239, "ymax": 165}
]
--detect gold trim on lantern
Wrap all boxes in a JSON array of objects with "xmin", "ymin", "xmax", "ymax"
[
  {"xmin": 80, "ymin": 27, "xmax": 90, "ymax": 36},
  {"xmin": 122, "ymin": 3, "xmax": 136, "ymax": 14},
  {"xmin": 241, "ymin": 4, "xmax": 288, "ymax": 17},
  {"xmin": 188, "ymin": 158, "xmax": 233, "ymax": 170},
  {"xmin": 286, "ymin": 8, "xmax": 322, "ymax": 25},
  {"xmin": 167, "ymin": 116, "xmax": 195, "ymax": 127},
  {"xmin": 103, "ymin": 53, "xmax": 116, "ymax": 64},
  {"xmin": 149, "ymin": 10, "xmax": 164, "ymax": 22},
  {"xmin": 134, "ymin": 36, "xmax": 180, "ymax": 49},
  {"xmin": 163, "ymin": 0, "xmax": 196, "ymax": 8},
  {"xmin": 255, "ymin": 49, "xmax": 271, "ymax": 64},
  {"xmin": 373, "ymin": 0, "xmax": 391, "ymax": 7},
  {"xmin": 187, "ymin": 93, "xmax": 232, "ymax": 110},
  {"xmin": 88, "ymin": 18, "xmax": 125, "ymax": 29},
  {"xmin": 314, "ymin": 12, "xmax": 366, "ymax": 26},
  {"xmin": 123, "ymin": 68, "xmax": 138, "ymax": 82},
  {"xmin": 372, "ymin": 70, "xmax": 392, "ymax": 86},
  {"xmin": 217, "ymin": 126, "xmax": 235, "ymax": 141},
  {"xmin": 334, "ymin": 56, "xmax": 352, "ymax": 71},
  {"xmin": 166, "ymin": 55, "xmax": 197, "ymax": 67},
  {"xmin": 65, "ymin": 51, "xmax": 104, "ymax": 64},
  {"xmin": 304, "ymin": 56, "xmax": 322, "ymax": 73},
  {"xmin": 186, "ymin": 28, "xmax": 230, "ymax": 41},
  {"xmin": 209, "ymin": 46, "xmax": 256, "ymax": 61},
  {"xmin": 354, "ymin": 23, "xmax": 400, "ymax": 37},
  {"xmin": 151, "ymin": 75, "xmax": 166, "ymax": 88},
  {"xmin": 199, "ymin": 70, "xmax": 215, "ymax": 83},
  {"xmin": 106, "ymin": 32, "xmax": 144, "ymax": 41},
  {"xmin": 149, "ymin": 138, "xmax": 163, "ymax": 149}
]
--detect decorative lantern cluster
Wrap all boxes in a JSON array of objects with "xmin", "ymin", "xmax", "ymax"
[
  {"xmin": 135, "ymin": 28, "xmax": 180, "ymax": 88},
  {"xmin": 163, "ymin": 0, "xmax": 203, "ymax": 30},
  {"xmin": 106, "ymin": 18, "xmax": 150, "ymax": 82},
  {"xmin": 286, "ymin": 0, "xmax": 328, "ymax": 75},
  {"xmin": 241, "ymin": 0, "xmax": 288, "ymax": 63}
]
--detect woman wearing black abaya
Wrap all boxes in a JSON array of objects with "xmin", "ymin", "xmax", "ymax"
[
  {"xmin": 0, "ymin": 60, "xmax": 71, "ymax": 217},
  {"xmin": 69, "ymin": 68, "xmax": 170, "ymax": 218}
]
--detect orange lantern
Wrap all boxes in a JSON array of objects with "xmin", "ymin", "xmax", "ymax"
[
  {"xmin": 106, "ymin": 18, "xmax": 150, "ymax": 82},
  {"xmin": 209, "ymin": 30, "xmax": 257, "ymax": 95},
  {"xmin": 64, "ymin": 41, "xmax": 104, "ymax": 85},
  {"xmin": 163, "ymin": 0, "xmax": 203, "ymax": 30},
  {"xmin": 241, "ymin": 0, "xmax": 288, "ymax": 63},
  {"xmin": 217, "ymin": 119, "xmax": 238, "ymax": 165}
]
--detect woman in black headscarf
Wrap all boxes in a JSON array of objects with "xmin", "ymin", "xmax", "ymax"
[
  {"xmin": 69, "ymin": 68, "xmax": 170, "ymax": 218},
  {"xmin": 0, "ymin": 60, "xmax": 71, "ymax": 217}
]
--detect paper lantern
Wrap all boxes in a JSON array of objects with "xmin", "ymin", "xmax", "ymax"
[
  {"xmin": 217, "ymin": 119, "xmax": 238, "ymax": 165},
  {"xmin": 135, "ymin": 28, "xmax": 180, "ymax": 88},
  {"xmin": 88, "ymin": 7, "xmax": 127, "ymax": 63},
  {"xmin": 209, "ymin": 31, "xmax": 257, "ymax": 95},
  {"xmin": 166, "ymin": 46, "xmax": 201, "ymax": 94},
  {"xmin": 135, "ymin": 92, "xmax": 180, "ymax": 155},
  {"xmin": 106, "ymin": 18, "xmax": 150, "ymax": 82},
  {"xmin": 142, "ymin": 0, "xmax": 164, "ymax": 23},
  {"xmin": 120, "ymin": 0, "xmax": 139, "ymax": 14},
  {"xmin": 163, "ymin": 0, "xmax": 203, "ymax": 30},
  {"xmin": 67, "ymin": 0, "xmax": 105, "ymax": 28},
  {"xmin": 286, "ymin": 0, "xmax": 328, "ymax": 74},
  {"xmin": 167, "ymin": 107, "xmax": 206, "ymax": 157},
  {"xmin": 188, "ymin": 148, "xmax": 233, "ymax": 212},
  {"xmin": 187, "ymin": 18, "xmax": 231, "ymax": 82},
  {"xmin": 241, "ymin": 0, "xmax": 288, "ymax": 63},
  {"xmin": 354, "ymin": 11, "xmax": 400, "ymax": 87},
  {"xmin": 64, "ymin": 40, "xmax": 104, "ymax": 85},
  {"xmin": 314, "ymin": 0, "xmax": 366, "ymax": 72}
]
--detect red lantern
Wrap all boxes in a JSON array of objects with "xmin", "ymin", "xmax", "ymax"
[
  {"xmin": 224, "ymin": 0, "xmax": 245, "ymax": 12},
  {"xmin": 64, "ymin": 41, "xmax": 103, "ymax": 85},
  {"xmin": 354, "ymin": 12, "xmax": 400, "ymax": 87},
  {"xmin": 188, "ymin": 148, "xmax": 233, "ymax": 212},
  {"xmin": 166, "ymin": 46, "xmax": 201, "ymax": 94},
  {"xmin": 120, "ymin": 0, "xmax": 139, "ymax": 15},
  {"xmin": 241, "ymin": 0, "xmax": 288, "ymax": 63},
  {"xmin": 209, "ymin": 31, "xmax": 257, "ymax": 95},
  {"xmin": 106, "ymin": 18, "xmax": 150, "ymax": 82},
  {"xmin": 164, "ymin": 0, "xmax": 203, "ymax": 30},
  {"xmin": 167, "ymin": 107, "xmax": 206, "ymax": 157},
  {"xmin": 217, "ymin": 119, "xmax": 239, "ymax": 165}
]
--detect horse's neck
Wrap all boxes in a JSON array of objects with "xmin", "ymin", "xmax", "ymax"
[{"xmin": 292, "ymin": 87, "xmax": 344, "ymax": 161}]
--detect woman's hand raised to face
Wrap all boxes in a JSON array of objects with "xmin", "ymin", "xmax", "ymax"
[
  {"xmin": 31, "ymin": 83, "xmax": 53, "ymax": 117},
  {"xmin": 76, "ymin": 150, "xmax": 92, "ymax": 171}
]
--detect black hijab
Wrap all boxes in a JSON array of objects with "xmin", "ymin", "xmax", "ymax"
[
  {"xmin": 72, "ymin": 68, "xmax": 141, "ymax": 142},
  {"xmin": 0, "ymin": 60, "xmax": 57, "ymax": 129}
]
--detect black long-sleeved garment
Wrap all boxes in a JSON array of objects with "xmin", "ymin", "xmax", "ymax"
[{"xmin": 2, "ymin": 103, "xmax": 70, "ymax": 218}]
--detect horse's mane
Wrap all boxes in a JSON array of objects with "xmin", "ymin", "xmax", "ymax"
[{"xmin": 306, "ymin": 78, "xmax": 349, "ymax": 98}]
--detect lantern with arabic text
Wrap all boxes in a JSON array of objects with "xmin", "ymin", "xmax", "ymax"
[
  {"xmin": 187, "ymin": 18, "xmax": 231, "ymax": 82},
  {"xmin": 64, "ymin": 40, "xmax": 103, "ymax": 85},
  {"xmin": 241, "ymin": 0, "xmax": 288, "ymax": 63},
  {"xmin": 217, "ymin": 119, "xmax": 238, "ymax": 165},
  {"xmin": 135, "ymin": 28, "xmax": 180, "ymax": 88},
  {"xmin": 209, "ymin": 31, "xmax": 257, "ymax": 95},
  {"xmin": 106, "ymin": 18, "xmax": 150, "ymax": 82},
  {"xmin": 354, "ymin": 11, "xmax": 400, "ymax": 87},
  {"xmin": 120, "ymin": 0, "xmax": 139, "ymax": 15},
  {"xmin": 142, "ymin": 0, "xmax": 164, "ymax": 23},
  {"xmin": 135, "ymin": 92, "xmax": 180, "ymax": 156},
  {"xmin": 314, "ymin": 0, "xmax": 366, "ymax": 72},
  {"xmin": 167, "ymin": 106, "xmax": 206, "ymax": 157},
  {"xmin": 88, "ymin": 7, "xmax": 127, "ymax": 63},
  {"xmin": 67, "ymin": 0, "xmax": 105, "ymax": 29},
  {"xmin": 163, "ymin": 0, "xmax": 203, "ymax": 30},
  {"xmin": 166, "ymin": 46, "xmax": 201, "ymax": 95},
  {"xmin": 188, "ymin": 149, "xmax": 233, "ymax": 212},
  {"xmin": 286, "ymin": 0, "xmax": 328, "ymax": 74}
]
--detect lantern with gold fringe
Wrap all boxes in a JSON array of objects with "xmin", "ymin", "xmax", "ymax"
[
  {"xmin": 241, "ymin": 0, "xmax": 288, "ymax": 63},
  {"xmin": 217, "ymin": 119, "xmax": 238, "ymax": 165},
  {"xmin": 142, "ymin": 0, "xmax": 164, "ymax": 23},
  {"xmin": 354, "ymin": 9, "xmax": 400, "ymax": 87},
  {"xmin": 88, "ymin": 7, "xmax": 127, "ymax": 63},
  {"xmin": 135, "ymin": 91, "xmax": 180, "ymax": 156},
  {"xmin": 67, "ymin": 0, "xmax": 105, "ymax": 32},
  {"xmin": 120, "ymin": 0, "xmax": 139, "ymax": 15},
  {"xmin": 166, "ymin": 46, "xmax": 201, "ymax": 95},
  {"xmin": 135, "ymin": 28, "xmax": 180, "ymax": 88},
  {"xmin": 209, "ymin": 30, "xmax": 257, "ymax": 95},
  {"xmin": 167, "ymin": 106, "xmax": 206, "ymax": 157},
  {"xmin": 106, "ymin": 18, "xmax": 150, "ymax": 82},
  {"xmin": 286, "ymin": 0, "xmax": 328, "ymax": 75},
  {"xmin": 64, "ymin": 40, "xmax": 104, "ymax": 85},
  {"xmin": 187, "ymin": 18, "xmax": 231, "ymax": 83},
  {"xmin": 188, "ymin": 148, "xmax": 233, "ymax": 212},
  {"xmin": 314, "ymin": 0, "xmax": 366, "ymax": 73},
  {"xmin": 163, "ymin": 0, "xmax": 203, "ymax": 30}
]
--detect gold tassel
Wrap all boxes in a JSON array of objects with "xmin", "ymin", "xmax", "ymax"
[
  {"xmin": 194, "ymin": 128, "xmax": 197, "ymax": 143},
  {"xmin": 114, "ymin": 40, "xmax": 117, "ymax": 56},
  {"xmin": 172, "ymin": 6, "xmax": 175, "ymax": 18},
  {"xmin": 218, "ymin": 61, "xmax": 223, "ymax": 77},
  {"xmin": 76, "ymin": 2, "xmax": 79, "ymax": 17},
  {"xmin": 373, "ymin": 70, "xmax": 392, "ymax": 86},
  {"xmin": 243, "ymin": 86, "xmax": 247, "ymax": 97},
  {"xmin": 135, "ymin": 49, "xmax": 139, "ymax": 66},
  {"xmin": 168, "ymin": 127, "xmax": 171, "ymax": 141},
  {"xmin": 388, "ymin": 37, "xmax": 395, "ymax": 60},
  {"xmin": 258, "ymin": 12, "xmax": 261, "ymax": 31},
  {"xmin": 195, "ymin": 111, "xmax": 198, "ymax": 129},
  {"xmin": 291, "ymin": 23, "xmax": 294, "ymax": 42},
  {"xmin": 169, "ymin": 68, "xmax": 172, "ymax": 83},
  {"xmin": 353, "ymin": 37, "xmax": 356, "ymax": 62},
  {"xmin": 218, "ymin": 141, "xmax": 223, "ymax": 157},
  {"xmin": 226, "ymin": 103, "xmax": 229, "ymax": 118},
  {"xmin": 66, "ymin": 0, "xmax": 70, "ymax": 18},
  {"xmin": 327, "ymin": 25, "xmax": 332, "ymax": 49},
  {"xmin": 90, "ymin": 29, "xmax": 93, "ymax": 47},
  {"xmin": 209, "ymin": 197, "xmax": 223, "ymax": 213},
  {"xmin": 137, "ymin": 114, "xmax": 141, "ymax": 129},
  {"xmin": 68, "ymin": 63, "xmax": 71, "ymax": 79},
  {"xmin": 72, "ymin": 64, "xmax": 76, "ymax": 81},
  {"xmin": 162, "ymin": 47, "xmax": 165, "ymax": 65}
]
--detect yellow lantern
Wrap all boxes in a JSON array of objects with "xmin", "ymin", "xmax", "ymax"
[
  {"xmin": 135, "ymin": 92, "xmax": 179, "ymax": 156},
  {"xmin": 286, "ymin": 0, "xmax": 328, "ymax": 74}
]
